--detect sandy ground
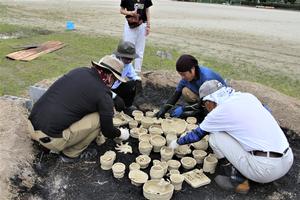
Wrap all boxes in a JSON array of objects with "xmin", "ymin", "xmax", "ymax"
[{"xmin": 0, "ymin": 0, "xmax": 300, "ymax": 80}]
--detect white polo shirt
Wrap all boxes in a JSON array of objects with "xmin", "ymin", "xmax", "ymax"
[{"xmin": 200, "ymin": 92, "xmax": 289, "ymax": 153}]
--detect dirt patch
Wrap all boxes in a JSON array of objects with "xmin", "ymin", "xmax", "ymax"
[
  {"xmin": 13, "ymin": 72, "xmax": 300, "ymax": 199},
  {"xmin": 0, "ymin": 99, "xmax": 35, "ymax": 199}
]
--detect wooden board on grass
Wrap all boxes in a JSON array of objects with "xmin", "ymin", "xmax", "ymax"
[{"xmin": 6, "ymin": 41, "xmax": 65, "ymax": 61}]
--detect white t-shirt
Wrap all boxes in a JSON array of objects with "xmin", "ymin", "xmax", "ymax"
[{"xmin": 200, "ymin": 92, "xmax": 289, "ymax": 153}]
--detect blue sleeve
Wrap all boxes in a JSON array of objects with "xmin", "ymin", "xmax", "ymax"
[
  {"xmin": 126, "ymin": 64, "xmax": 139, "ymax": 80},
  {"xmin": 175, "ymin": 79, "xmax": 186, "ymax": 92},
  {"xmin": 177, "ymin": 127, "xmax": 207, "ymax": 145},
  {"xmin": 200, "ymin": 67, "xmax": 226, "ymax": 86}
]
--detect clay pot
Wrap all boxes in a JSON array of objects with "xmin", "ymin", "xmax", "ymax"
[
  {"xmin": 160, "ymin": 161, "xmax": 169, "ymax": 175},
  {"xmin": 134, "ymin": 115, "xmax": 143, "ymax": 123},
  {"xmin": 152, "ymin": 159, "xmax": 161, "ymax": 166},
  {"xmin": 186, "ymin": 124, "xmax": 198, "ymax": 131},
  {"xmin": 161, "ymin": 118, "xmax": 187, "ymax": 136},
  {"xmin": 130, "ymin": 127, "xmax": 148, "ymax": 139},
  {"xmin": 192, "ymin": 140, "xmax": 208, "ymax": 151},
  {"xmin": 175, "ymin": 145, "xmax": 191, "ymax": 158},
  {"xmin": 139, "ymin": 133, "xmax": 151, "ymax": 142},
  {"xmin": 168, "ymin": 169, "xmax": 180, "ymax": 176},
  {"xmin": 186, "ymin": 117, "xmax": 197, "ymax": 124},
  {"xmin": 139, "ymin": 141, "xmax": 153, "ymax": 155},
  {"xmin": 203, "ymin": 156, "xmax": 218, "ymax": 174},
  {"xmin": 149, "ymin": 126, "xmax": 163, "ymax": 135},
  {"xmin": 192, "ymin": 150, "xmax": 207, "ymax": 164},
  {"xmin": 129, "ymin": 120, "xmax": 138, "ymax": 129},
  {"xmin": 129, "ymin": 170, "xmax": 148, "ymax": 187},
  {"xmin": 170, "ymin": 174, "xmax": 185, "ymax": 191},
  {"xmin": 150, "ymin": 135, "xmax": 166, "ymax": 152},
  {"xmin": 153, "ymin": 117, "xmax": 163, "ymax": 125},
  {"xmin": 112, "ymin": 162, "xmax": 126, "ymax": 179},
  {"xmin": 132, "ymin": 110, "xmax": 144, "ymax": 117},
  {"xmin": 141, "ymin": 117, "xmax": 154, "ymax": 129},
  {"xmin": 129, "ymin": 162, "xmax": 140, "ymax": 171},
  {"xmin": 166, "ymin": 134, "xmax": 177, "ymax": 146},
  {"xmin": 180, "ymin": 157, "xmax": 197, "ymax": 170},
  {"xmin": 160, "ymin": 146, "xmax": 174, "ymax": 162},
  {"xmin": 100, "ymin": 151, "xmax": 116, "ymax": 170},
  {"xmin": 167, "ymin": 159, "xmax": 181, "ymax": 171},
  {"xmin": 113, "ymin": 117, "xmax": 125, "ymax": 127},
  {"xmin": 143, "ymin": 179, "xmax": 174, "ymax": 200},
  {"xmin": 150, "ymin": 165, "xmax": 165, "ymax": 180},
  {"xmin": 145, "ymin": 111, "xmax": 155, "ymax": 117},
  {"xmin": 136, "ymin": 155, "xmax": 151, "ymax": 169}
]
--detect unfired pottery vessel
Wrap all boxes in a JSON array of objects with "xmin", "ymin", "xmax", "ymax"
[
  {"xmin": 192, "ymin": 139, "xmax": 208, "ymax": 151},
  {"xmin": 181, "ymin": 157, "xmax": 197, "ymax": 170},
  {"xmin": 129, "ymin": 120, "xmax": 138, "ymax": 129},
  {"xmin": 145, "ymin": 111, "xmax": 155, "ymax": 117},
  {"xmin": 150, "ymin": 135, "xmax": 166, "ymax": 152},
  {"xmin": 186, "ymin": 117, "xmax": 197, "ymax": 124},
  {"xmin": 112, "ymin": 162, "xmax": 126, "ymax": 179},
  {"xmin": 175, "ymin": 145, "xmax": 191, "ymax": 158},
  {"xmin": 203, "ymin": 156, "xmax": 218, "ymax": 174},
  {"xmin": 143, "ymin": 179, "xmax": 174, "ymax": 200},
  {"xmin": 168, "ymin": 169, "xmax": 180, "ymax": 176},
  {"xmin": 186, "ymin": 124, "xmax": 198, "ymax": 131},
  {"xmin": 161, "ymin": 118, "xmax": 187, "ymax": 136},
  {"xmin": 136, "ymin": 155, "xmax": 151, "ymax": 169},
  {"xmin": 192, "ymin": 150, "xmax": 207, "ymax": 164},
  {"xmin": 167, "ymin": 159, "xmax": 181, "ymax": 171},
  {"xmin": 150, "ymin": 165, "xmax": 165, "ymax": 180},
  {"xmin": 129, "ymin": 170, "xmax": 148, "ymax": 187},
  {"xmin": 100, "ymin": 151, "xmax": 116, "ymax": 170},
  {"xmin": 141, "ymin": 117, "xmax": 154, "ymax": 129},
  {"xmin": 139, "ymin": 133, "xmax": 151, "ymax": 142},
  {"xmin": 132, "ymin": 110, "xmax": 144, "ymax": 117},
  {"xmin": 149, "ymin": 126, "xmax": 163, "ymax": 135},
  {"xmin": 130, "ymin": 127, "xmax": 148, "ymax": 139},
  {"xmin": 160, "ymin": 146, "xmax": 174, "ymax": 161},
  {"xmin": 134, "ymin": 115, "xmax": 143, "ymax": 123},
  {"xmin": 129, "ymin": 162, "xmax": 140, "ymax": 171},
  {"xmin": 170, "ymin": 174, "xmax": 185, "ymax": 191},
  {"xmin": 139, "ymin": 141, "xmax": 153, "ymax": 155}
]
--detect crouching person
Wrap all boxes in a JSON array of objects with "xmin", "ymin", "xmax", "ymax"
[
  {"xmin": 169, "ymin": 80, "xmax": 293, "ymax": 193},
  {"xmin": 111, "ymin": 40, "xmax": 142, "ymax": 114},
  {"xmin": 28, "ymin": 55, "xmax": 129, "ymax": 163}
]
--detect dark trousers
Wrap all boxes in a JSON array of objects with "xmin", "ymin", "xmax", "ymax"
[{"xmin": 112, "ymin": 80, "xmax": 136, "ymax": 107}]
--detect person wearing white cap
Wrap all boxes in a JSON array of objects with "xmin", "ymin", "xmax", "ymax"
[
  {"xmin": 28, "ymin": 55, "xmax": 130, "ymax": 163},
  {"xmin": 169, "ymin": 80, "xmax": 293, "ymax": 194}
]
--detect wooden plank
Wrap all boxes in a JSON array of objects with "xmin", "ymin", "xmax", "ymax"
[{"xmin": 6, "ymin": 41, "xmax": 64, "ymax": 61}]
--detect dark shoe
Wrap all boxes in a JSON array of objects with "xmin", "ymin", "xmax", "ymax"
[{"xmin": 215, "ymin": 175, "xmax": 250, "ymax": 194}]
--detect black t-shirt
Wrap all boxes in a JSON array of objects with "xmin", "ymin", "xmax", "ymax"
[
  {"xmin": 29, "ymin": 67, "xmax": 120, "ymax": 139},
  {"xmin": 120, "ymin": 0, "xmax": 153, "ymax": 23}
]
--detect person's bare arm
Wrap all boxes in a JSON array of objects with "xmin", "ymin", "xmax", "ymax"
[{"xmin": 120, "ymin": 7, "xmax": 137, "ymax": 16}]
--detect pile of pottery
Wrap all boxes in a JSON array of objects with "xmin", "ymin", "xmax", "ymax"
[{"xmin": 99, "ymin": 109, "xmax": 218, "ymax": 200}]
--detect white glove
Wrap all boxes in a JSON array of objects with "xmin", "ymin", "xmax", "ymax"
[
  {"xmin": 168, "ymin": 140, "xmax": 179, "ymax": 150},
  {"xmin": 119, "ymin": 128, "xmax": 129, "ymax": 141}
]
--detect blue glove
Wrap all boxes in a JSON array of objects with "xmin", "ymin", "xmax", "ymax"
[{"xmin": 171, "ymin": 106, "xmax": 184, "ymax": 117}]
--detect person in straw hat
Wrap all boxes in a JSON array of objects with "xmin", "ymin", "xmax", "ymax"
[
  {"xmin": 28, "ymin": 55, "xmax": 130, "ymax": 163},
  {"xmin": 169, "ymin": 80, "xmax": 293, "ymax": 194}
]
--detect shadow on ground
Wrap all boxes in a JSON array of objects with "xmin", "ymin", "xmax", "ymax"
[{"xmin": 17, "ymin": 83, "xmax": 300, "ymax": 200}]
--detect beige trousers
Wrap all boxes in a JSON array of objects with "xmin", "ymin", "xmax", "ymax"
[
  {"xmin": 28, "ymin": 112, "xmax": 103, "ymax": 158},
  {"xmin": 182, "ymin": 87, "xmax": 199, "ymax": 104}
]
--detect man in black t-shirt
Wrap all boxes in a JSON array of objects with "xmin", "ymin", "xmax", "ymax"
[
  {"xmin": 28, "ymin": 55, "xmax": 130, "ymax": 162},
  {"xmin": 120, "ymin": 0, "xmax": 153, "ymax": 75}
]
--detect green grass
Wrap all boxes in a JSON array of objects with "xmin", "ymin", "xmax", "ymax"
[{"xmin": 0, "ymin": 23, "xmax": 299, "ymax": 99}]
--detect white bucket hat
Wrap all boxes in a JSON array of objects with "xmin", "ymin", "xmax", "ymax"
[{"xmin": 91, "ymin": 55, "xmax": 126, "ymax": 82}]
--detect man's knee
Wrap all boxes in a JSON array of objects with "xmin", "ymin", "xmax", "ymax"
[{"xmin": 182, "ymin": 87, "xmax": 199, "ymax": 103}]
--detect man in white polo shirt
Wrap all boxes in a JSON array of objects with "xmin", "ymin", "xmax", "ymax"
[{"xmin": 169, "ymin": 80, "xmax": 293, "ymax": 193}]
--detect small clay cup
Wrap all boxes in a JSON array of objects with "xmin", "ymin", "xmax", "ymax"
[
  {"xmin": 139, "ymin": 141, "xmax": 153, "ymax": 155},
  {"xmin": 150, "ymin": 165, "xmax": 165, "ymax": 180},
  {"xmin": 150, "ymin": 135, "xmax": 166, "ymax": 153},
  {"xmin": 170, "ymin": 174, "xmax": 185, "ymax": 191},
  {"xmin": 192, "ymin": 149, "xmax": 207, "ymax": 164},
  {"xmin": 167, "ymin": 159, "xmax": 181, "ymax": 171},
  {"xmin": 203, "ymin": 156, "xmax": 218, "ymax": 174},
  {"xmin": 136, "ymin": 155, "xmax": 151, "ymax": 169},
  {"xmin": 193, "ymin": 140, "xmax": 208, "ymax": 151},
  {"xmin": 112, "ymin": 162, "xmax": 126, "ymax": 178},
  {"xmin": 129, "ymin": 120, "xmax": 138, "ymax": 129},
  {"xmin": 180, "ymin": 157, "xmax": 197, "ymax": 170},
  {"xmin": 139, "ymin": 133, "xmax": 151, "ymax": 142},
  {"xmin": 160, "ymin": 146, "xmax": 174, "ymax": 162},
  {"xmin": 129, "ymin": 162, "xmax": 140, "ymax": 171}
]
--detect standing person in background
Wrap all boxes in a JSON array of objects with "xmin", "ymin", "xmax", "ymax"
[{"xmin": 120, "ymin": 0, "xmax": 153, "ymax": 76}]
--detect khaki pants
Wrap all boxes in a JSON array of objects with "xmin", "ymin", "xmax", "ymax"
[
  {"xmin": 182, "ymin": 87, "xmax": 199, "ymax": 104},
  {"xmin": 28, "ymin": 112, "xmax": 102, "ymax": 158}
]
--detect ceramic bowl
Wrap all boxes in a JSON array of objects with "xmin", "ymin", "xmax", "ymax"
[
  {"xmin": 132, "ymin": 110, "xmax": 144, "ymax": 117},
  {"xmin": 129, "ymin": 170, "xmax": 148, "ymax": 187},
  {"xmin": 136, "ymin": 155, "xmax": 151, "ymax": 169},
  {"xmin": 180, "ymin": 157, "xmax": 197, "ymax": 170},
  {"xmin": 143, "ymin": 179, "xmax": 174, "ymax": 200},
  {"xmin": 167, "ymin": 159, "xmax": 181, "ymax": 171},
  {"xmin": 150, "ymin": 135, "xmax": 166, "ymax": 152}
]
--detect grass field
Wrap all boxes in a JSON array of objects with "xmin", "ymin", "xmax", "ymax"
[{"xmin": 1, "ymin": 23, "xmax": 299, "ymax": 98}]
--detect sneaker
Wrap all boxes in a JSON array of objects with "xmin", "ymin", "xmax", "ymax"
[{"xmin": 215, "ymin": 175, "xmax": 250, "ymax": 194}]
